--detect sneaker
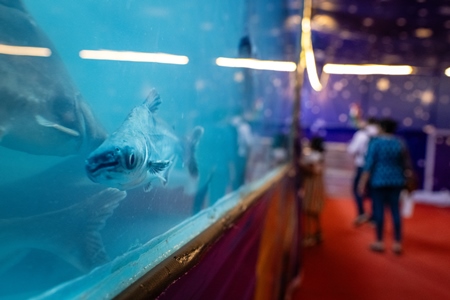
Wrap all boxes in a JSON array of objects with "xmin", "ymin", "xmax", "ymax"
[
  {"xmin": 370, "ymin": 242, "xmax": 385, "ymax": 253},
  {"xmin": 354, "ymin": 214, "xmax": 369, "ymax": 227}
]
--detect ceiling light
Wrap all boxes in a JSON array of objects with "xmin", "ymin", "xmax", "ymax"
[{"xmin": 323, "ymin": 64, "xmax": 414, "ymax": 75}]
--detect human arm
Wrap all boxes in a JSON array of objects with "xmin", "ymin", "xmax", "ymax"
[
  {"xmin": 358, "ymin": 171, "xmax": 370, "ymax": 195},
  {"xmin": 358, "ymin": 138, "xmax": 376, "ymax": 195},
  {"xmin": 347, "ymin": 131, "xmax": 363, "ymax": 156}
]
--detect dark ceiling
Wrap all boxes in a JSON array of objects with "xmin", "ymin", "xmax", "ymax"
[{"xmin": 311, "ymin": 0, "xmax": 450, "ymax": 71}]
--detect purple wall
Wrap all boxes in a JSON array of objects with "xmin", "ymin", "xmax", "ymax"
[
  {"xmin": 156, "ymin": 175, "xmax": 301, "ymax": 300},
  {"xmin": 157, "ymin": 199, "xmax": 267, "ymax": 299},
  {"xmin": 433, "ymin": 132, "xmax": 450, "ymax": 191}
]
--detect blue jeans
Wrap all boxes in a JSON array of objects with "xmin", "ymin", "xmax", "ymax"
[
  {"xmin": 371, "ymin": 186, "xmax": 403, "ymax": 242},
  {"xmin": 353, "ymin": 167, "xmax": 375, "ymax": 218},
  {"xmin": 352, "ymin": 167, "xmax": 365, "ymax": 216},
  {"xmin": 354, "ymin": 167, "xmax": 375, "ymax": 216}
]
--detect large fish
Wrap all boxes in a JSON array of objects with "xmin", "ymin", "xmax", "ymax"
[
  {"xmin": 0, "ymin": 188, "xmax": 126, "ymax": 274},
  {"xmin": 0, "ymin": 155, "xmax": 211, "ymax": 297},
  {"xmin": 85, "ymin": 89, "xmax": 204, "ymax": 191},
  {"xmin": 0, "ymin": 0, "xmax": 107, "ymax": 156}
]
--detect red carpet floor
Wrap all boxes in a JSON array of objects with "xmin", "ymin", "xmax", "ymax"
[{"xmin": 292, "ymin": 198, "xmax": 450, "ymax": 300}]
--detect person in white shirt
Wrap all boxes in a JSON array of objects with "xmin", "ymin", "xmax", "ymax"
[{"xmin": 347, "ymin": 117, "xmax": 379, "ymax": 226}]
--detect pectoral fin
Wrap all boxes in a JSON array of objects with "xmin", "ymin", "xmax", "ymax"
[
  {"xmin": 35, "ymin": 115, "xmax": 80, "ymax": 137},
  {"xmin": 160, "ymin": 155, "xmax": 177, "ymax": 186},
  {"xmin": 147, "ymin": 160, "xmax": 170, "ymax": 174}
]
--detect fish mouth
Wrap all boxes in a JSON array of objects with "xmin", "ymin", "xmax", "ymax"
[
  {"xmin": 85, "ymin": 151, "xmax": 121, "ymax": 177},
  {"xmin": 87, "ymin": 160, "xmax": 119, "ymax": 174}
]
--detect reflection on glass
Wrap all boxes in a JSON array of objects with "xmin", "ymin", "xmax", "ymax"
[
  {"xmin": 79, "ymin": 50, "xmax": 189, "ymax": 65},
  {"xmin": 0, "ymin": 0, "xmax": 294, "ymax": 298},
  {"xmin": 0, "ymin": 44, "xmax": 51, "ymax": 57},
  {"xmin": 216, "ymin": 57, "xmax": 296, "ymax": 72}
]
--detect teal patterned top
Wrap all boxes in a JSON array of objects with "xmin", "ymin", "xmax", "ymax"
[{"xmin": 363, "ymin": 136, "xmax": 406, "ymax": 188}]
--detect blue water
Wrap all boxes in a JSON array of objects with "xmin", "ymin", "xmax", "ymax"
[{"xmin": 0, "ymin": 0, "xmax": 296, "ymax": 298}]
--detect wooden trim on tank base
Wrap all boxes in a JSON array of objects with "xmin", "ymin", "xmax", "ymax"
[{"xmin": 114, "ymin": 164, "xmax": 291, "ymax": 300}]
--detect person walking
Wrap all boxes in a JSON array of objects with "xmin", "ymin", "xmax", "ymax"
[
  {"xmin": 347, "ymin": 117, "xmax": 379, "ymax": 226},
  {"xmin": 358, "ymin": 118, "xmax": 412, "ymax": 254}
]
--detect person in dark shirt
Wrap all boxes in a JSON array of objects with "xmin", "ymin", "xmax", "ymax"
[{"xmin": 358, "ymin": 118, "xmax": 410, "ymax": 255}]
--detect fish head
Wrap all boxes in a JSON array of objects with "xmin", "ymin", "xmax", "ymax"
[{"xmin": 85, "ymin": 140, "xmax": 148, "ymax": 190}]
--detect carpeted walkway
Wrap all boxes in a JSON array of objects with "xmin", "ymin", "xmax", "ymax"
[{"xmin": 292, "ymin": 198, "xmax": 450, "ymax": 300}]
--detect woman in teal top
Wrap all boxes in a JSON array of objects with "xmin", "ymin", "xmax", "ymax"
[{"xmin": 358, "ymin": 118, "xmax": 408, "ymax": 255}]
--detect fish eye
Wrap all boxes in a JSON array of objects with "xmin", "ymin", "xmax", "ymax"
[
  {"xmin": 127, "ymin": 153, "xmax": 136, "ymax": 169},
  {"xmin": 124, "ymin": 147, "xmax": 137, "ymax": 169}
]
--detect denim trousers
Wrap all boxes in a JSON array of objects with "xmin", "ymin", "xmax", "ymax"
[
  {"xmin": 352, "ymin": 167, "xmax": 365, "ymax": 216},
  {"xmin": 371, "ymin": 186, "xmax": 403, "ymax": 242}
]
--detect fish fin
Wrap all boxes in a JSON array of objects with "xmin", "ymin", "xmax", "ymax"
[
  {"xmin": 186, "ymin": 126, "xmax": 204, "ymax": 178},
  {"xmin": 75, "ymin": 188, "xmax": 126, "ymax": 271},
  {"xmin": 35, "ymin": 115, "xmax": 80, "ymax": 137},
  {"xmin": 153, "ymin": 172, "xmax": 167, "ymax": 185},
  {"xmin": 161, "ymin": 155, "xmax": 177, "ymax": 186},
  {"xmin": 49, "ymin": 188, "xmax": 126, "ymax": 272},
  {"xmin": 159, "ymin": 167, "xmax": 169, "ymax": 186},
  {"xmin": 144, "ymin": 89, "xmax": 162, "ymax": 113},
  {"xmin": 143, "ymin": 182, "xmax": 152, "ymax": 192},
  {"xmin": 147, "ymin": 160, "xmax": 170, "ymax": 175},
  {"xmin": 11, "ymin": 188, "xmax": 126, "ymax": 273}
]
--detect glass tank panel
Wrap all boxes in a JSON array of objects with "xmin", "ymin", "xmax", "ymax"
[{"xmin": 0, "ymin": 0, "xmax": 298, "ymax": 298}]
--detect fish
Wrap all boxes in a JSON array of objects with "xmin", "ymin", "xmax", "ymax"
[
  {"xmin": 0, "ymin": 188, "xmax": 126, "ymax": 274},
  {"xmin": 0, "ymin": 154, "xmax": 212, "ymax": 289},
  {"xmin": 0, "ymin": 0, "xmax": 107, "ymax": 156},
  {"xmin": 85, "ymin": 89, "xmax": 204, "ymax": 192}
]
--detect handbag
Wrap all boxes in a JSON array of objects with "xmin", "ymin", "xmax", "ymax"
[
  {"xmin": 404, "ymin": 169, "xmax": 418, "ymax": 193},
  {"xmin": 401, "ymin": 140, "xmax": 418, "ymax": 193}
]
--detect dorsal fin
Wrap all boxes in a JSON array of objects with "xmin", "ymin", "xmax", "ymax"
[{"xmin": 143, "ymin": 89, "xmax": 162, "ymax": 113}]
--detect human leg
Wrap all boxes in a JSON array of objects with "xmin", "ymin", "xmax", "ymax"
[
  {"xmin": 353, "ymin": 167, "xmax": 369, "ymax": 226},
  {"xmin": 369, "ymin": 187, "xmax": 386, "ymax": 252},
  {"xmin": 367, "ymin": 182, "xmax": 375, "ymax": 223},
  {"xmin": 303, "ymin": 213, "xmax": 315, "ymax": 246},
  {"xmin": 314, "ymin": 213, "xmax": 323, "ymax": 243},
  {"xmin": 388, "ymin": 187, "xmax": 403, "ymax": 254},
  {"xmin": 303, "ymin": 211, "xmax": 323, "ymax": 246},
  {"xmin": 353, "ymin": 167, "xmax": 365, "ymax": 215}
]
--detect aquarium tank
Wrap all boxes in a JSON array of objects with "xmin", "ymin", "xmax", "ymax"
[{"xmin": 0, "ymin": 0, "xmax": 299, "ymax": 298}]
